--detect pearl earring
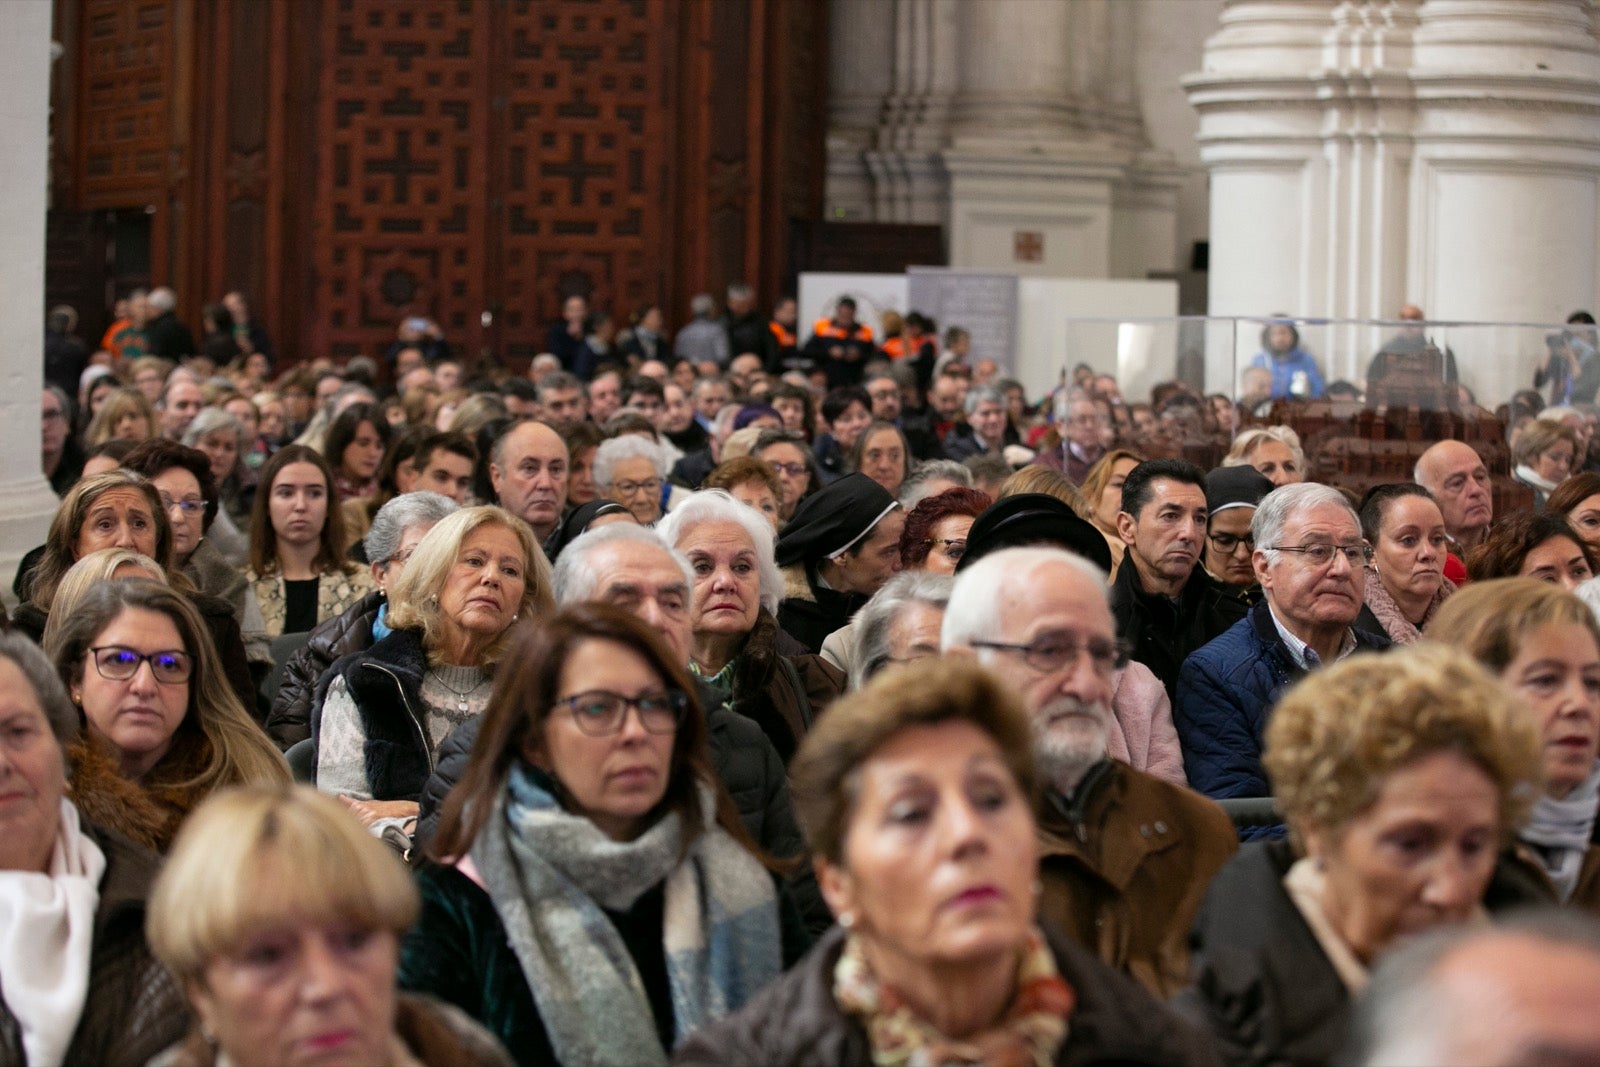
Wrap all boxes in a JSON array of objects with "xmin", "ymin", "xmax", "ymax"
[{"xmin": 838, "ymin": 911, "xmax": 855, "ymax": 929}]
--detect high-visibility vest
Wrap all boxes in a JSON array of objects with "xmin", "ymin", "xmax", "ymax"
[
  {"xmin": 881, "ymin": 336, "xmax": 906, "ymax": 359},
  {"xmin": 769, "ymin": 321, "xmax": 797, "ymax": 348},
  {"xmin": 811, "ymin": 318, "xmax": 874, "ymax": 343}
]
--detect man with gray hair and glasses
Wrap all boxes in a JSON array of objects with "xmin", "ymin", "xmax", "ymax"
[
  {"xmin": 1346, "ymin": 909, "xmax": 1600, "ymax": 1066},
  {"xmin": 1175, "ymin": 482, "xmax": 1390, "ymax": 805},
  {"xmin": 943, "ymin": 545, "xmax": 1235, "ymax": 997}
]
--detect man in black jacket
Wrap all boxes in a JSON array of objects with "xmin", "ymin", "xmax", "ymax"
[
  {"xmin": 1110, "ymin": 458, "xmax": 1240, "ymax": 702},
  {"xmin": 414, "ymin": 523, "xmax": 830, "ymax": 932}
]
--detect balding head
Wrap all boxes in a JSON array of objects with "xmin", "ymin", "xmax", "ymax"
[
  {"xmin": 488, "ymin": 420, "xmax": 568, "ymax": 541},
  {"xmin": 1353, "ymin": 913, "xmax": 1600, "ymax": 1066},
  {"xmin": 1414, "ymin": 440, "xmax": 1492, "ymax": 547}
]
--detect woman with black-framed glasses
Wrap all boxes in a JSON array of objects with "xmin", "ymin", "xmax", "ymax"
[
  {"xmin": 45, "ymin": 578, "xmax": 287, "ymax": 853},
  {"xmin": 399, "ymin": 604, "xmax": 807, "ymax": 1066}
]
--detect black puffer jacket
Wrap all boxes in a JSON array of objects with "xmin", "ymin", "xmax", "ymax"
[
  {"xmin": 267, "ymin": 589, "xmax": 385, "ymax": 748},
  {"xmin": 414, "ymin": 675, "xmax": 832, "ymax": 934},
  {"xmin": 672, "ymin": 925, "xmax": 1220, "ymax": 1067}
]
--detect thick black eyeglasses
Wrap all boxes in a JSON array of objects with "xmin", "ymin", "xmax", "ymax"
[
  {"xmin": 88, "ymin": 646, "xmax": 193, "ymax": 685},
  {"xmin": 556, "ymin": 689, "xmax": 688, "ymax": 736},
  {"xmin": 1208, "ymin": 531, "xmax": 1255, "ymax": 552},
  {"xmin": 1262, "ymin": 542, "xmax": 1374, "ymax": 566},
  {"xmin": 969, "ymin": 635, "xmax": 1130, "ymax": 677}
]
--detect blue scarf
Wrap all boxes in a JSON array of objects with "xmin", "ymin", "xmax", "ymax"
[{"xmin": 468, "ymin": 764, "xmax": 781, "ymax": 1066}]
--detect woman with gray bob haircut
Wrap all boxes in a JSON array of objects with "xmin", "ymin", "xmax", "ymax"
[
  {"xmin": 848, "ymin": 570, "xmax": 953, "ymax": 689},
  {"xmin": 594, "ymin": 434, "xmax": 671, "ymax": 524},
  {"xmin": 657, "ymin": 489, "xmax": 844, "ymax": 762},
  {"xmin": 0, "ymin": 631, "xmax": 192, "ymax": 1064}
]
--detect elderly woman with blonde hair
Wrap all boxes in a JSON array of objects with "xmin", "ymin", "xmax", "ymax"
[
  {"xmin": 1183, "ymin": 644, "xmax": 1546, "ymax": 1066},
  {"xmin": 1428, "ymin": 578, "xmax": 1600, "ymax": 912},
  {"xmin": 1222, "ymin": 425, "xmax": 1306, "ymax": 487},
  {"xmin": 315, "ymin": 505, "xmax": 553, "ymax": 839},
  {"xmin": 675, "ymin": 658, "xmax": 1212, "ymax": 1065},
  {"xmin": 145, "ymin": 784, "xmax": 512, "ymax": 1066}
]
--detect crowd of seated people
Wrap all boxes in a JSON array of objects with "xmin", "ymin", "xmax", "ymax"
[{"xmin": 15, "ymin": 286, "xmax": 1600, "ymax": 1066}]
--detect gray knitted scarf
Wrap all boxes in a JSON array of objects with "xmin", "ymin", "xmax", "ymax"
[{"xmin": 469, "ymin": 764, "xmax": 781, "ymax": 1066}]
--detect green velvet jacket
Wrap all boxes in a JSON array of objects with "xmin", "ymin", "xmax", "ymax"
[{"xmin": 397, "ymin": 863, "xmax": 811, "ymax": 1067}]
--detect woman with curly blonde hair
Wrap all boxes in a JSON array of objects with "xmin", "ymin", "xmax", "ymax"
[
  {"xmin": 83, "ymin": 387, "xmax": 157, "ymax": 446},
  {"xmin": 1183, "ymin": 643, "xmax": 1544, "ymax": 1066}
]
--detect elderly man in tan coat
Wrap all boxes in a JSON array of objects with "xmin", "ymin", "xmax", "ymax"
[{"xmin": 944, "ymin": 545, "xmax": 1238, "ymax": 997}]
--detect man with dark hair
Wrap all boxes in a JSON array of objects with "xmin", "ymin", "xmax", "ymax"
[
  {"xmin": 767, "ymin": 295, "xmax": 800, "ymax": 373},
  {"xmin": 586, "ymin": 369, "xmax": 622, "ymax": 425},
  {"xmin": 1110, "ymin": 459, "xmax": 1240, "ymax": 699},
  {"xmin": 535, "ymin": 370, "xmax": 587, "ymax": 432},
  {"xmin": 499, "ymin": 378, "xmax": 539, "ymax": 419},
  {"xmin": 620, "ymin": 375, "xmax": 666, "ymax": 426},
  {"xmin": 804, "ymin": 296, "xmax": 876, "ymax": 388},
  {"xmin": 411, "ymin": 432, "xmax": 477, "ymax": 504}
]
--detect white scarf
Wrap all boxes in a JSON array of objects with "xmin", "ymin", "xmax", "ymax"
[
  {"xmin": 1522, "ymin": 760, "xmax": 1600, "ymax": 903},
  {"xmin": 0, "ymin": 799, "xmax": 105, "ymax": 1067}
]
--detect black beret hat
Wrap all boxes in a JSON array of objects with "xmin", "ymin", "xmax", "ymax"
[{"xmin": 956, "ymin": 492, "xmax": 1113, "ymax": 574}]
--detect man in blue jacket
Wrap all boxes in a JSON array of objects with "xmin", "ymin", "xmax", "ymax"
[{"xmin": 1175, "ymin": 483, "xmax": 1390, "ymax": 803}]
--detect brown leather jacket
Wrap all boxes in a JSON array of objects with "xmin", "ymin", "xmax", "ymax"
[
  {"xmin": 0, "ymin": 820, "xmax": 190, "ymax": 1067},
  {"xmin": 1036, "ymin": 759, "xmax": 1238, "ymax": 998}
]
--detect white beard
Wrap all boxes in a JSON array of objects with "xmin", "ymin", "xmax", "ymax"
[{"xmin": 1033, "ymin": 696, "xmax": 1111, "ymax": 794}]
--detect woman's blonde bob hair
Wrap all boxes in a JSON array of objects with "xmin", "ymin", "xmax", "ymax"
[
  {"xmin": 147, "ymin": 784, "xmax": 419, "ymax": 984},
  {"xmin": 386, "ymin": 505, "xmax": 554, "ymax": 666},
  {"xmin": 40, "ymin": 548, "xmax": 166, "ymax": 655},
  {"xmin": 83, "ymin": 387, "xmax": 157, "ymax": 447},
  {"xmin": 790, "ymin": 657, "xmax": 1037, "ymax": 866},
  {"xmin": 1224, "ymin": 425, "xmax": 1306, "ymax": 471},
  {"xmin": 1425, "ymin": 577, "xmax": 1600, "ymax": 675},
  {"xmin": 1265, "ymin": 644, "xmax": 1540, "ymax": 849}
]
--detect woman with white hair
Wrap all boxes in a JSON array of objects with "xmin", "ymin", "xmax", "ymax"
[
  {"xmin": 658, "ymin": 490, "xmax": 844, "ymax": 762},
  {"xmin": 594, "ymin": 433, "xmax": 670, "ymax": 524}
]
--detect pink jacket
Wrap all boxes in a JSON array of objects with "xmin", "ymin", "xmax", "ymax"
[{"xmin": 1109, "ymin": 660, "xmax": 1188, "ymax": 786}]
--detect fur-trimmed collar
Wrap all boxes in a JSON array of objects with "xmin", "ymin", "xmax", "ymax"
[
  {"xmin": 781, "ymin": 563, "xmax": 818, "ymax": 605},
  {"xmin": 67, "ymin": 733, "xmax": 211, "ymax": 854}
]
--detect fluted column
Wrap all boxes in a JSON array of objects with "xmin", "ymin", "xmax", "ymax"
[
  {"xmin": 0, "ymin": 0, "xmax": 64, "ymax": 601},
  {"xmin": 1184, "ymin": 0, "xmax": 1337, "ymax": 333},
  {"xmin": 824, "ymin": 0, "xmax": 895, "ymax": 220}
]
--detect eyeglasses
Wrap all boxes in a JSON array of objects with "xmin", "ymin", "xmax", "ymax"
[
  {"xmin": 766, "ymin": 462, "xmax": 808, "ymax": 478},
  {"xmin": 969, "ymin": 634, "xmax": 1131, "ymax": 678},
  {"xmin": 159, "ymin": 494, "xmax": 209, "ymax": 516},
  {"xmin": 1264, "ymin": 542, "xmax": 1375, "ymax": 567},
  {"xmin": 925, "ymin": 538, "xmax": 966, "ymax": 563},
  {"xmin": 611, "ymin": 477, "xmax": 662, "ymax": 497},
  {"xmin": 557, "ymin": 689, "xmax": 687, "ymax": 736},
  {"xmin": 88, "ymin": 645, "xmax": 193, "ymax": 684},
  {"xmin": 1208, "ymin": 531, "xmax": 1255, "ymax": 553}
]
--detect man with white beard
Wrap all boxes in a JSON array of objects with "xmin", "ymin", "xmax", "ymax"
[{"xmin": 943, "ymin": 547, "xmax": 1237, "ymax": 998}]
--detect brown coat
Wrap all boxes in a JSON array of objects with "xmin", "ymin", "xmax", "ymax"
[
  {"xmin": 1036, "ymin": 759, "xmax": 1238, "ymax": 998},
  {"xmin": 67, "ymin": 732, "xmax": 212, "ymax": 854}
]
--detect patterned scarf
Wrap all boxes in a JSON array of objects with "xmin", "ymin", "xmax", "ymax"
[
  {"xmin": 468, "ymin": 764, "xmax": 781, "ymax": 1066},
  {"xmin": 1523, "ymin": 760, "xmax": 1600, "ymax": 903},
  {"xmin": 1363, "ymin": 568, "xmax": 1455, "ymax": 645},
  {"xmin": 834, "ymin": 928, "xmax": 1074, "ymax": 1067}
]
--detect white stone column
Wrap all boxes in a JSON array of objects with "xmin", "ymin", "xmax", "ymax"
[
  {"xmin": 1408, "ymin": 0, "xmax": 1600, "ymax": 325},
  {"xmin": 0, "ymin": 0, "xmax": 64, "ymax": 603},
  {"xmin": 862, "ymin": 0, "xmax": 958, "ymax": 224},
  {"xmin": 1184, "ymin": 0, "xmax": 1337, "ymax": 331},
  {"xmin": 824, "ymin": 0, "xmax": 895, "ymax": 220}
]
